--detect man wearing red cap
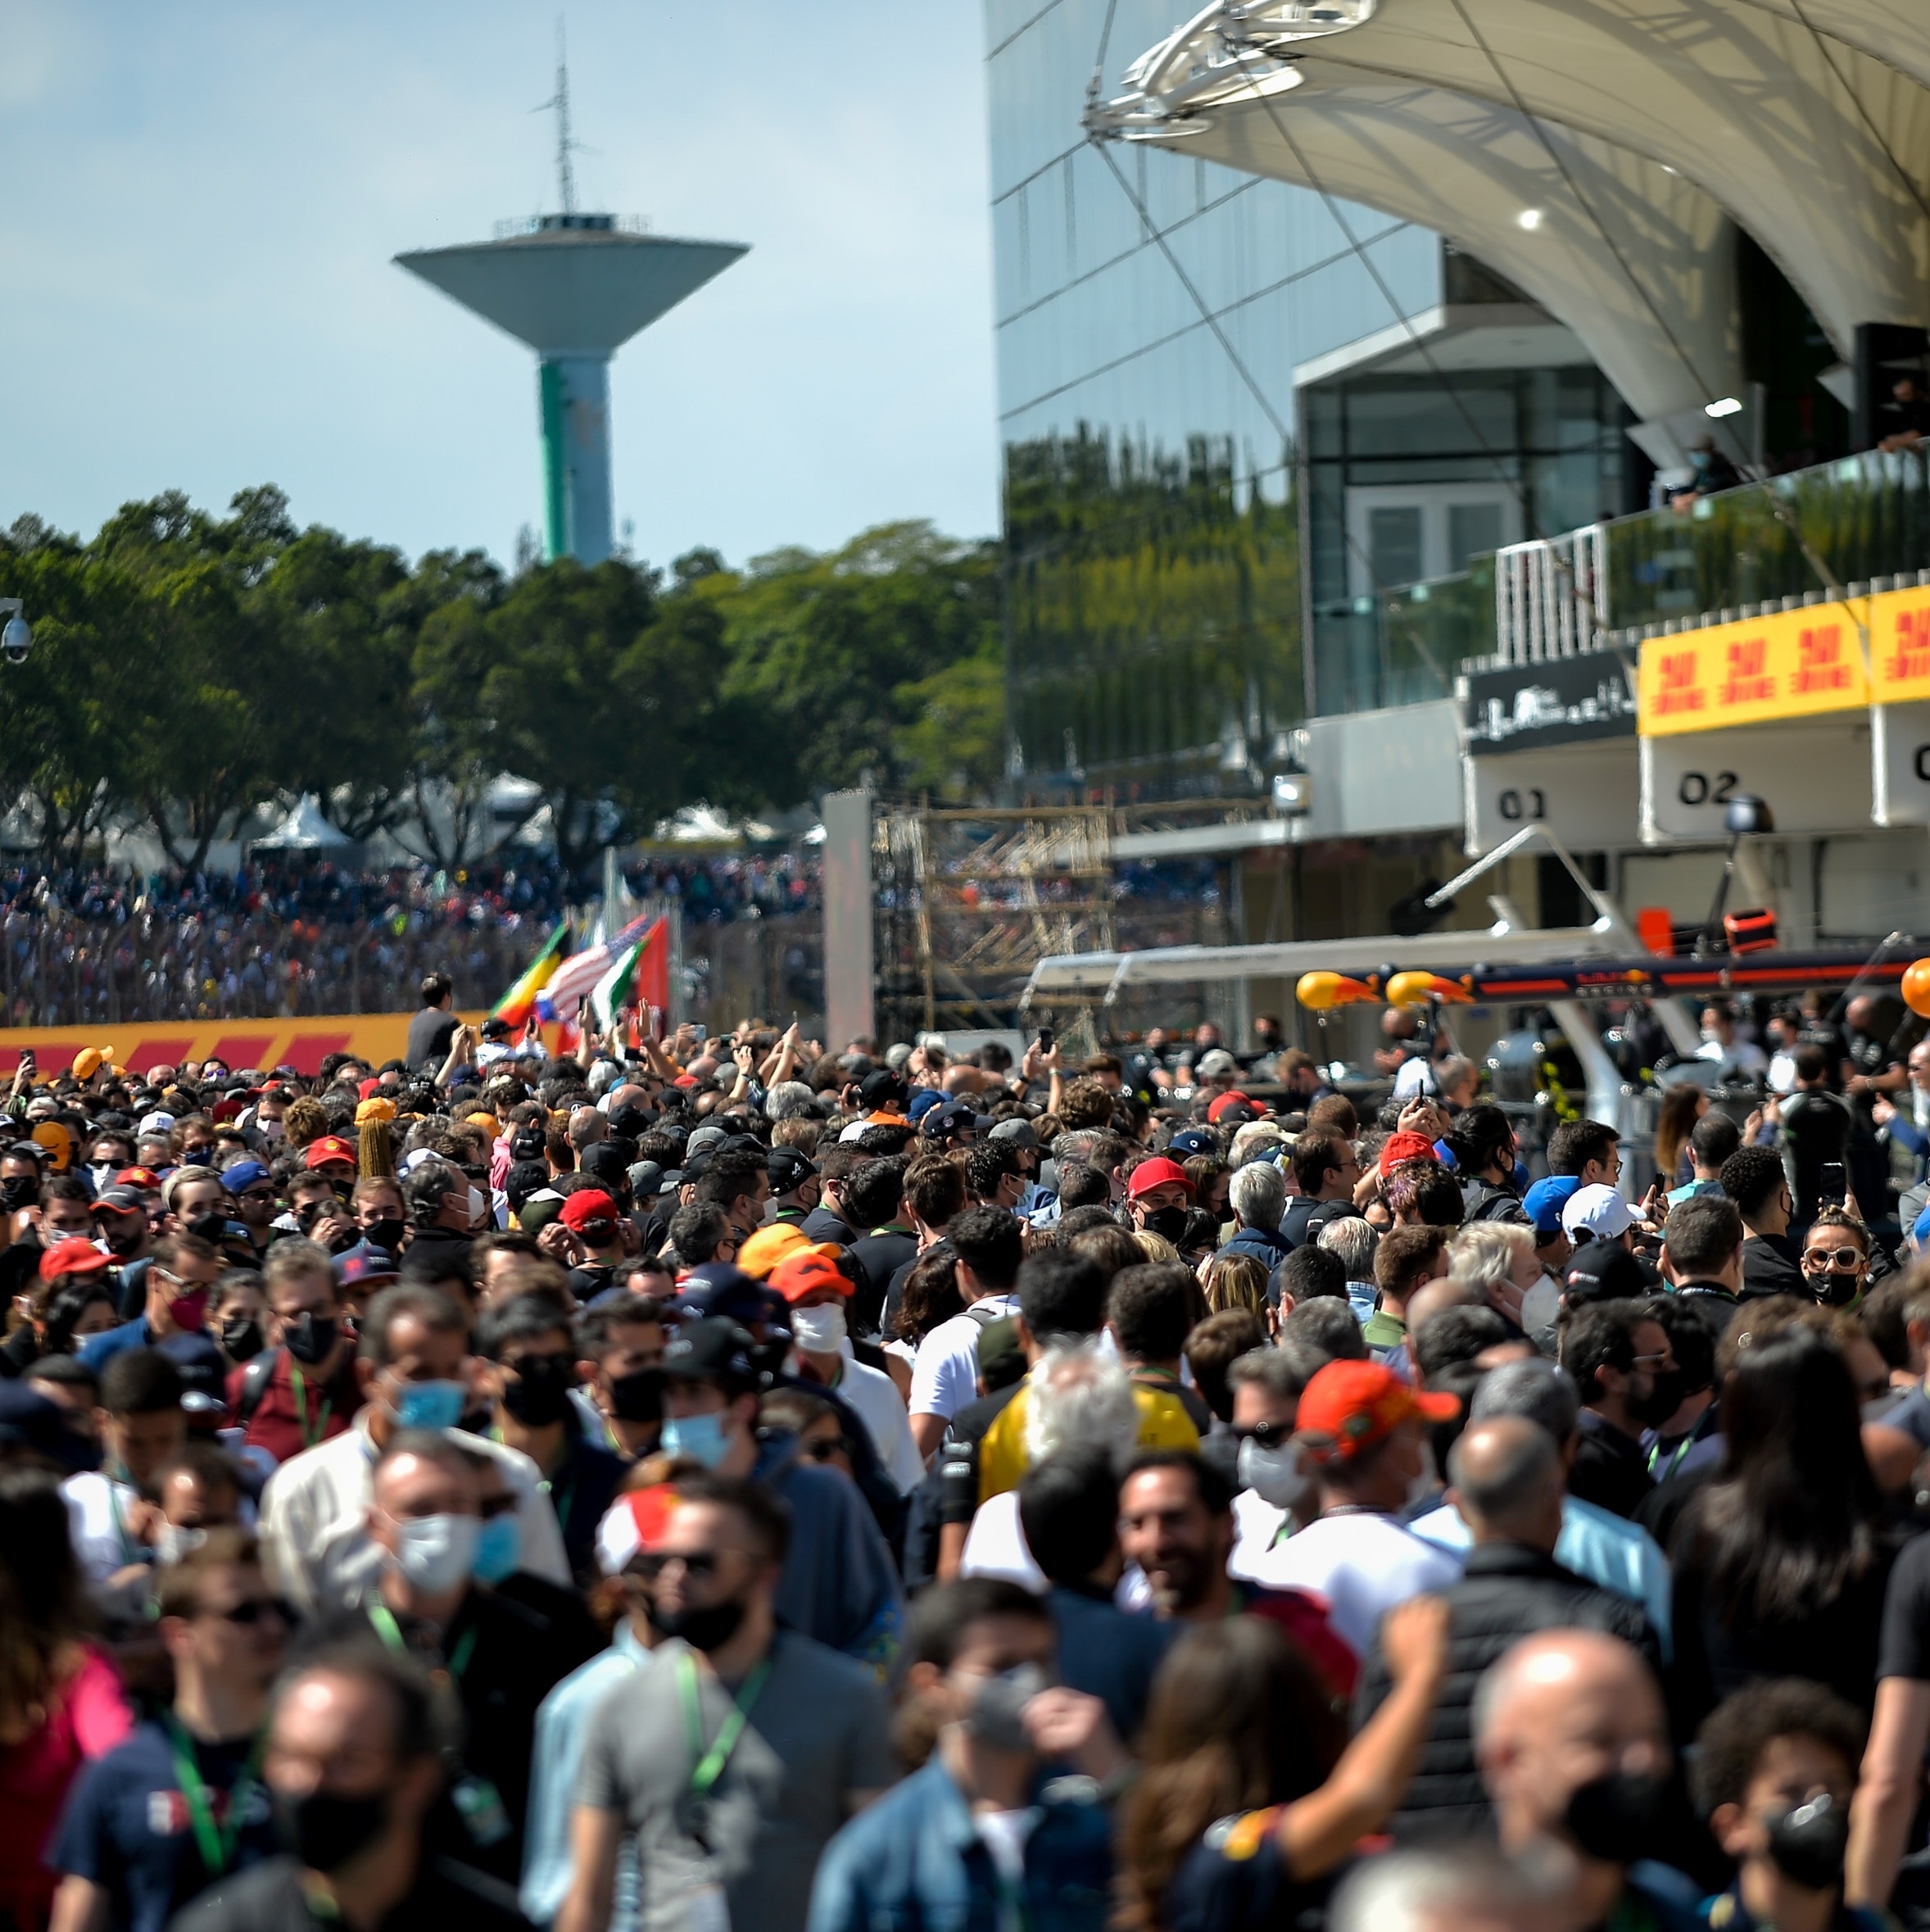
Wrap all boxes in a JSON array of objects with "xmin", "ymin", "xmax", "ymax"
[
  {"xmin": 1246, "ymin": 1359, "xmax": 1463, "ymax": 1658},
  {"xmin": 769, "ymin": 1246, "xmax": 924, "ymax": 1492},
  {"xmin": 559, "ymin": 1188, "xmax": 629, "ymax": 1301},
  {"xmin": 1124, "ymin": 1157, "xmax": 1191, "ymax": 1242},
  {"xmin": 301, "ymin": 1136, "xmax": 358, "ymax": 1184}
]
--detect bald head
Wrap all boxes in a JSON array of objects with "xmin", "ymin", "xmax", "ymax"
[
  {"xmin": 1405, "ymin": 1277, "xmax": 1482, "ymax": 1343},
  {"xmin": 1447, "ymin": 1417, "xmax": 1563, "ymax": 1549},
  {"xmin": 1475, "ymin": 1631, "xmax": 1669, "ymax": 1862}
]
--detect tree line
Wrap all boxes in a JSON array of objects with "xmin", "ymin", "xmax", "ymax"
[{"xmin": 0, "ymin": 488, "xmax": 1006, "ymax": 881}]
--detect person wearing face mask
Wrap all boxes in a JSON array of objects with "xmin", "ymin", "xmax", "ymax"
[
  {"xmin": 349, "ymin": 1176, "xmax": 409, "ymax": 1262},
  {"xmin": 1352, "ymin": 1417, "xmax": 1654, "ymax": 1844},
  {"xmin": 768, "ymin": 1245, "xmax": 924, "ymax": 1494},
  {"xmin": 569, "ymin": 1291, "xmax": 668, "ymax": 1460},
  {"xmin": 476, "ymin": 1292, "xmax": 625, "ymax": 1587},
  {"xmin": 224, "ymin": 1243, "xmax": 363, "ymax": 1467},
  {"xmin": 1475, "ymin": 1630, "xmax": 1701, "ymax": 1932},
  {"xmin": 300, "ymin": 1435, "xmax": 600, "ymax": 1887},
  {"xmin": 78, "ymin": 1232, "xmax": 226, "ymax": 1389},
  {"xmin": 1246, "ymin": 1360, "xmax": 1463, "ymax": 1666},
  {"xmin": 173, "ymin": 1646, "xmax": 532, "ymax": 1932},
  {"xmin": 256, "ymin": 1283, "xmax": 569, "ymax": 1617},
  {"xmin": 1696, "ymin": 1680, "xmax": 1873, "ymax": 1932},
  {"xmin": 151, "ymin": 1441, "xmax": 247, "ymax": 1565},
  {"xmin": 61, "ymin": 1347, "xmax": 188, "ymax": 1599},
  {"xmin": 1801, "ymin": 1208, "xmax": 1874, "ymax": 1312},
  {"xmin": 807, "ymin": 1577, "xmax": 1124, "ymax": 1932},
  {"xmin": 560, "ymin": 1477, "xmax": 895, "ymax": 1932},
  {"xmin": 395, "ymin": 1157, "xmax": 478, "ymax": 1279},
  {"xmin": 1225, "ymin": 1342, "xmax": 1324, "ymax": 1575},
  {"xmin": 210, "ymin": 1271, "xmax": 269, "ymax": 1370},
  {"xmin": 1558, "ymin": 1301, "xmax": 1680, "ymax": 1520},
  {"xmin": 163, "ymin": 1167, "xmax": 250, "ymax": 1267},
  {"xmin": 651, "ymin": 1317, "xmax": 906, "ymax": 1671},
  {"xmin": 1124, "ymin": 1156, "xmax": 1194, "ymax": 1247}
]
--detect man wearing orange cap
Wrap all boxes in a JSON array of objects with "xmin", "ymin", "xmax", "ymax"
[
  {"xmin": 769, "ymin": 1245, "xmax": 924, "ymax": 1492},
  {"xmin": 1245, "ymin": 1359, "xmax": 1463, "ymax": 1658}
]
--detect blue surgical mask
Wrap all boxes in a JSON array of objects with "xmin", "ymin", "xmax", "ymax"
[
  {"xmin": 472, "ymin": 1513, "xmax": 522, "ymax": 1585},
  {"xmin": 390, "ymin": 1379, "xmax": 467, "ymax": 1432},
  {"xmin": 660, "ymin": 1410, "xmax": 732, "ymax": 1468}
]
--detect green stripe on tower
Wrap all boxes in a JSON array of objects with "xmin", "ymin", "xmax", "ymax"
[{"xmin": 539, "ymin": 359, "xmax": 568, "ymax": 561}]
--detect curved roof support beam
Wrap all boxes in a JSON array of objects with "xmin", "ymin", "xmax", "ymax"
[{"xmin": 1103, "ymin": 74, "xmax": 1741, "ymax": 422}]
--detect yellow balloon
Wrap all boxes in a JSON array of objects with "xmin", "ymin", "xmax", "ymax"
[
  {"xmin": 1297, "ymin": 971, "xmax": 1344, "ymax": 1013},
  {"xmin": 1903, "ymin": 959, "xmax": 1930, "ymax": 1019}
]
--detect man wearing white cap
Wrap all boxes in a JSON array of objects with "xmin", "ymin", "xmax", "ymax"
[{"xmin": 1561, "ymin": 1183, "xmax": 1638, "ymax": 1249}]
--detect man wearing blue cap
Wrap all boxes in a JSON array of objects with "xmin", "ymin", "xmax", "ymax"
[{"xmin": 220, "ymin": 1159, "xmax": 278, "ymax": 1260}]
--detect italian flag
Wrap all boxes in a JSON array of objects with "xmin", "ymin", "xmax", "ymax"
[
  {"xmin": 490, "ymin": 920, "xmax": 569, "ymax": 1027},
  {"xmin": 589, "ymin": 918, "xmax": 669, "ymax": 1032}
]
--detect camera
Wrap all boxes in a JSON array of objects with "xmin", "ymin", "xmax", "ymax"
[{"xmin": 0, "ymin": 614, "xmax": 29, "ymax": 666}]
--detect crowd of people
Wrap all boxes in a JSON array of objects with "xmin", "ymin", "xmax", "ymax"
[
  {"xmin": 6, "ymin": 977, "xmax": 1930, "ymax": 1932},
  {"xmin": 0, "ymin": 855, "xmax": 819, "ymax": 1028}
]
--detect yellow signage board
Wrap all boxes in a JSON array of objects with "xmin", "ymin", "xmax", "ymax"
[
  {"xmin": 1638, "ymin": 606, "xmax": 1867, "ymax": 736},
  {"xmin": 1638, "ymin": 583, "xmax": 1930, "ymax": 735}
]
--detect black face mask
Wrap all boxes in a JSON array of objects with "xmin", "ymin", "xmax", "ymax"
[
  {"xmin": 360, "ymin": 1217, "xmax": 405, "ymax": 1255},
  {"xmin": 1628, "ymin": 1367, "xmax": 1687, "ymax": 1430},
  {"xmin": 283, "ymin": 1313, "xmax": 339, "ymax": 1367},
  {"xmin": 1144, "ymin": 1204, "xmax": 1189, "ymax": 1243},
  {"xmin": 609, "ymin": 1365, "xmax": 665, "ymax": 1423},
  {"xmin": 651, "ymin": 1593, "xmax": 748, "ymax": 1653},
  {"xmin": 0, "ymin": 1177, "xmax": 37, "ymax": 1212},
  {"xmin": 1562, "ymin": 1770, "xmax": 1673, "ymax": 1865},
  {"xmin": 221, "ymin": 1317, "xmax": 264, "ymax": 1361},
  {"xmin": 1766, "ymin": 1794, "xmax": 1848, "ymax": 1891},
  {"xmin": 186, "ymin": 1210, "xmax": 230, "ymax": 1246},
  {"xmin": 1809, "ymin": 1270, "xmax": 1863, "ymax": 1308},
  {"xmin": 501, "ymin": 1356, "xmax": 577, "ymax": 1427},
  {"xmin": 280, "ymin": 1785, "xmax": 391, "ymax": 1873}
]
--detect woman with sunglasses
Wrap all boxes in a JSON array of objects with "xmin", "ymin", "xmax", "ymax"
[{"xmin": 1801, "ymin": 1207, "xmax": 1873, "ymax": 1310}]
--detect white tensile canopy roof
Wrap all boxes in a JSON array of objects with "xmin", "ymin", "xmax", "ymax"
[{"xmin": 1092, "ymin": 0, "xmax": 1930, "ymax": 430}]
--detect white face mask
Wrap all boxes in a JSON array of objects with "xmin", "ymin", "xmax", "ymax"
[
  {"xmin": 391, "ymin": 1513, "xmax": 481, "ymax": 1595},
  {"xmin": 259, "ymin": 1118, "xmax": 283, "ymax": 1143},
  {"xmin": 790, "ymin": 1303, "xmax": 848, "ymax": 1354},
  {"xmin": 1237, "ymin": 1436, "xmax": 1316, "ymax": 1513},
  {"xmin": 468, "ymin": 1186, "xmax": 487, "ymax": 1223}
]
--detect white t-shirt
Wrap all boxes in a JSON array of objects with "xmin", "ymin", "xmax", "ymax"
[
  {"xmin": 822, "ymin": 1347, "xmax": 926, "ymax": 1494},
  {"xmin": 1247, "ymin": 1510, "xmax": 1463, "ymax": 1656},
  {"xmin": 1227, "ymin": 1487, "xmax": 1289, "ymax": 1582},
  {"xmin": 61, "ymin": 1471, "xmax": 148, "ymax": 1585},
  {"xmin": 909, "ymin": 1295, "xmax": 1020, "ymax": 1423},
  {"xmin": 959, "ymin": 1490, "xmax": 1044, "ymax": 1591}
]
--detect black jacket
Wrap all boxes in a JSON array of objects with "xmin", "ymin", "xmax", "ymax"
[
  {"xmin": 1570, "ymin": 1409, "xmax": 1656, "ymax": 1520},
  {"xmin": 1353, "ymin": 1543, "xmax": 1651, "ymax": 1840},
  {"xmin": 1740, "ymin": 1233, "xmax": 1805, "ymax": 1299}
]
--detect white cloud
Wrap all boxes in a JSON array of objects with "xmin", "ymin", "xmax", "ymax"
[{"xmin": 0, "ymin": 0, "xmax": 999, "ymax": 569}]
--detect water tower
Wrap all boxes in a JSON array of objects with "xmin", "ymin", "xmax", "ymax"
[{"xmin": 396, "ymin": 37, "xmax": 746, "ymax": 564}]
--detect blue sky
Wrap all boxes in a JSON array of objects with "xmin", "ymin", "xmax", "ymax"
[{"xmin": 0, "ymin": 2, "xmax": 999, "ymax": 570}]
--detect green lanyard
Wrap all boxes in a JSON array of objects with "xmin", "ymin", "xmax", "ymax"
[
  {"xmin": 1648, "ymin": 1435, "xmax": 1694, "ymax": 1482},
  {"xmin": 164, "ymin": 1715, "xmax": 265, "ymax": 1880},
  {"xmin": 288, "ymin": 1362, "xmax": 332, "ymax": 1451},
  {"xmin": 367, "ymin": 1601, "xmax": 478, "ymax": 1680},
  {"xmin": 677, "ymin": 1649, "xmax": 772, "ymax": 1800}
]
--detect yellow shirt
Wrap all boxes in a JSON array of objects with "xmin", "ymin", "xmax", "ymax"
[{"xmin": 976, "ymin": 1378, "xmax": 1200, "ymax": 1503}]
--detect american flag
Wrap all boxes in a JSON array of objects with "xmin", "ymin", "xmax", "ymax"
[{"xmin": 537, "ymin": 912, "xmax": 655, "ymax": 1020}]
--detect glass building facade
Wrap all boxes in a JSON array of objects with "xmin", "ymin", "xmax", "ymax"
[{"xmin": 985, "ymin": 0, "xmax": 1628, "ymax": 784}]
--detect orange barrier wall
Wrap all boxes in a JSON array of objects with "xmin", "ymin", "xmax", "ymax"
[{"xmin": 0, "ymin": 1013, "xmax": 489, "ymax": 1079}]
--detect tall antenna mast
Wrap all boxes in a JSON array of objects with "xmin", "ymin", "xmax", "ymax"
[{"xmin": 550, "ymin": 16, "xmax": 577, "ymax": 215}]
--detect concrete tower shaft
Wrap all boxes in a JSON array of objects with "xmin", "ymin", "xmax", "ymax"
[{"xmin": 396, "ymin": 220, "xmax": 747, "ymax": 563}]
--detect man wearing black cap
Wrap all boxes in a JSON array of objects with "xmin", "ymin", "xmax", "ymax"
[
  {"xmin": 917, "ymin": 1100, "xmax": 984, "ymax": 1150},
  {"xmin": 767, "ymin": 1146, "xmax": 820, "ymax": 1227},
  {"xmin": 855, "ymin": 1068, "xmax": 910, "ymax": 1122},
  {"xmin": 659, "ymin": 1318, "xmax": 904, "ymax": 1670}
]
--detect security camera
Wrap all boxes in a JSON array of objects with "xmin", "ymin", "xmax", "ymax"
[{"xmin": 0, "ymin": 603, "xmax": 27, "ymax": 666}]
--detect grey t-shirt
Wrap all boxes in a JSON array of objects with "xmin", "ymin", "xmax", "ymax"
[{"xmin": 576, "ymin": 1630, "xmax": 894, "ymax": 1932}]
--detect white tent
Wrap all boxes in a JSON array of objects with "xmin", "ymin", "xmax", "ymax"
[{"xmin": 249, "ymin": 795, "xmax": 354, "ymax": 851}]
